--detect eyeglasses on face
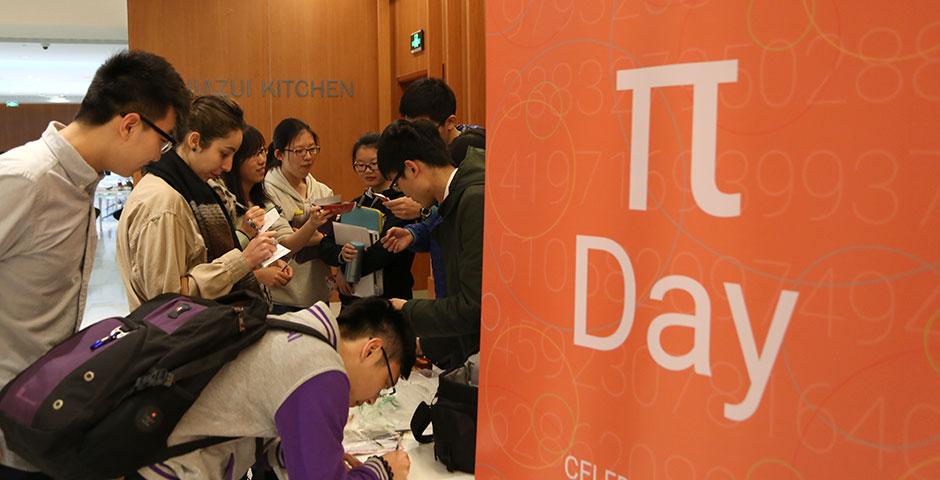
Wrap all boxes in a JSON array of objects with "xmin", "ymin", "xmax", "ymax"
[
  {"xmin": 122, "ymin": 112, "xmax": 175, "ymax": 154},
  {"xmin": 353, "ymin": 161, "xmax": 378, "ymax": 173},
  {"xmin": 255, "ymin": 147, "xmax": 268, "ymax": 158},
  {"xmin": 389, "ymin": 171, "xmax": 403, "ymax": 192},
  {"xmin": 379, "ymin": 346, "xmax": 397, "ymax": 397},
  {"xmin": 284, "ymin": 145, "xmax": 321, "ymax": 156}
]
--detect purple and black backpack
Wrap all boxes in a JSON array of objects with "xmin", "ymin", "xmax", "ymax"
[{"xmin": 0, "ymin": 290, "xmax": 327, "ymax": 480}]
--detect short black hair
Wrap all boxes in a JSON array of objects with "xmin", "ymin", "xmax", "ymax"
[
  {"xmin": 337, "ymin": 297, "xmax": 417, "ymax": 380},
  {"xmin": 181, "ymin": 95, "xmax": 245, "ymax": 146},
  {"xmin": 75, "ymin": 50, "xmax": 190, "ymax": 129},
  {"xmin": 223, "ymin": 125, "xmax": 269, "ymax": 213},
  {"xmin": 351, "ymin": 131, "xmax": 380, "ymax": 165},
  {"xmin": 267, "ymin": 117, "xmax": 319, "ymax": 170},
  {"xmin": 377, "ymin": 119, "xmax": 451, "ymax": 178},
  {"xmin": 398, "ymin": 77, "xmax": 456, "ymax": 125},
  {"xmin": 448, "ymin": 127, "xmax": 485, "ymax": 167}
]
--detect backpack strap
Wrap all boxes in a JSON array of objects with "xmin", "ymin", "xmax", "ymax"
[
  {"xmin": 134, "ymin": 316, "xmax": 335, "ymax": 392},
  {"xmin": 410, "ymin": 401, "xmax": 434, "ymax": 443},
  {"xmin": 264, "ymin": 318, "xmax": 333, "ymax": 348}
]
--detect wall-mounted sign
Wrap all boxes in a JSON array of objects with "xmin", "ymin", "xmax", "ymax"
[
  {"xmin": 185, "ymin": 79, "xmax": 355, "ymax": 99},
  {"xmin": 410, "ymin": 29, "xmax": 424, "ymax": 54}
]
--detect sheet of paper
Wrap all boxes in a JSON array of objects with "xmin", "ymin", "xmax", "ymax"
[
  {"xmin": 259, "ymin": 207, "xmax": 280, "ymax": 233},
  {"xmin": 261, "ymin": 243, "xmax": 291, "ymax": 268}
]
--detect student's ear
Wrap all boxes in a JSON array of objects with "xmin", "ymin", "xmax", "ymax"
[
  {"xmin": 185, "ymin": 132, "xmax": 202, "ymax": 152},
  {"xmin": 444, "ymin": 114, "xmax": 458, "ymax": 131},
  {"xmin": 359, "ymin": 337, "xmax": 384, "ymax": 362},
  {"xmin": 403, "ymin": 159, "xmax": 419, "ymax": 176},
  {"xmin": 118, "ymin": 113, "xmax": 139, "ymax": 141}
]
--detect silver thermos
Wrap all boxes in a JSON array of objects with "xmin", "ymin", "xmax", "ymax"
[{"xmin": 343, "ymin": 241, "xmax": 366, "ymax": 283}]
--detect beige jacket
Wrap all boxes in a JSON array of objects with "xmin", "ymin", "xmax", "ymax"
[
  {"xmin": 263, "ymin": 167, "xmax": 333, "ymax": 307},
  {"xmin": 117, "ymin": 174, "xmax": 252, "ymax": 309}
]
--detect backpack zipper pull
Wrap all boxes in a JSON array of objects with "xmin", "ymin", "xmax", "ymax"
[{"xmin": 90, "ymin": 326, "xmax": 128, "ymax": 351}]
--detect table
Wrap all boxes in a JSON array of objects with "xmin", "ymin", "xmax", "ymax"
[{"xmin": 345, "ymin": 369, "xmax": 474, "ymax": 479}]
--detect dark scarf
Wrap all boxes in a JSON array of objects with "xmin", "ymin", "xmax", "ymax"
[{"xmin": 146, "ymin": 150, "xmax": 263, "ymax": 297}]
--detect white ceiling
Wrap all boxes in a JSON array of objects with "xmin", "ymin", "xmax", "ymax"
[{"xmin": 0, "ymin": 0, "xmax": 128, "ymax": 104}]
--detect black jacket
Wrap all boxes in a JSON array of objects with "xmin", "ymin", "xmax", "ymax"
[
  {"xmin": 404, "ymin": 147, "xmax": 485, "ymax": 368},
  {"xmin": 318, "ymin": 187, "xmax": 417, "ymax": 302}
]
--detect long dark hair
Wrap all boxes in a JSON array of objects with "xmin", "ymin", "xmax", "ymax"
[
  {"xmin": 266, "ymin": 117, "xmax": 318, "ymax": 170},
  {"xmin": 222, "ymin": 125, "xmax": 268, "ymax": 214}
]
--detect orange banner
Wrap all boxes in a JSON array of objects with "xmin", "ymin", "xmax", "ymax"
[{"xmin": 479, "ymin": 1, "xmax": 940, "ymax": 479}]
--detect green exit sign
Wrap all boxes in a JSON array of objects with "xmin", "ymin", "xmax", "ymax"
[{"xmin": 410, "ymin": 30, "xmax": 424, "ymax": 54}]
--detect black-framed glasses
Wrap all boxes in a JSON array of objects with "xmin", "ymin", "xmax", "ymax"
[
  {"xmin": 389, "ymin": 171, "xmax": 403, "ymax": 192},
  {"xmin": 379, "ymin": 346, "xmax": 397, "ymax": 397},
  {"xmin": 353, "ymin": 161, "xmax": 378, "ymax": 173},
  {"xmin": 255, "ymin": 147, "xmax": 268, "ymax": 158},
  {"xmin": 284, "ymin": 145, "xmax": 321, "ymax": 156},
  {"xmin": 121, "ymin": 112, "xmax": 175, "ymax": 154}
]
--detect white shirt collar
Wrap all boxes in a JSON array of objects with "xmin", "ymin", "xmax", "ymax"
[{"xmin": 442, "ymin": 168, "xmax": 459, "ymax": 203}]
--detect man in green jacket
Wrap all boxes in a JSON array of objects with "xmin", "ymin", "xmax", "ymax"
[{"xmin": 377, "ymin": 119, "xmax": 484, "ymax": 369}]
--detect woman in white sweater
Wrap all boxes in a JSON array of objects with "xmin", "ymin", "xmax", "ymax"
[{"xmin": 263, "ymin": 118, "xmax": 335, "ymax": 314}]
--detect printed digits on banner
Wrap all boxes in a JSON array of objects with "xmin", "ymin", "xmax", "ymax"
[
  {"xmin": 795, "ymin": 383, "xmax": 837, "ymax": 454},
  {"xmin": 845, "ymin": 397, "xmax": 888, "ymax": 467},
  {"xmin": 851, "ymin": 150, "xmax": 899, "ymax": 225},
  {"xmin": 848, "ymin": 271, "xmax": 895, "ymax": 345},
  {"xmin": 802, "ymin": 150, "xmax": 843, "ymax": 221},
  {"xmin": 757, "ymin": 150, "xmax": 795, "ymax": 218},
  {"xmin": 670, "ymin": 369, "xmax": 698, "ymax": 414},
  {"xmin": 550, "ymin": 62, "xmax": 574, "ymax": 117},
  {"xmin": 805, "ymin": 34, "xmax": 846, "ymax": 105},
  {"xmin": 600, "ymin": 348, "xmax": 629, "ymax": 397},
  {"xmin": 903, "ymin": 403, "xmax": 940, "ymax": 470},
  {"xmin": 709, "ymin": 255, "xmax": 749, "ymax": 310},
  {"xmin": 904, "ymin": 284, "xmax": 940, "ymax": 334},
  {"xmin": 721, "ymin": 43, "xmax": 754, "ymax": 109},
  {"xmin": 498, "ymin": 232, "xmax": 517, "ymax": 283},
  {"xmin": 758, "ymin": 44, "xmax": 798, "ymax": 108},
  {"xmin": 751, "ymin": 258, "xmax": 792, "ymax": 324},
  {"xmin": 577, "ymin": 59, "xmax": 606, "ymax": 115},
  {"xmin": 631, "ymin": 346, "xmax": 660, "ymax": 407},
  {"xmin": 575, "ymin": 150, "xmax": 603, "ymax": 206},
  {"xmin": 797, "ymin": 267, "xmax": 843, "ymax": 338},
  {"xmin": 504, "ymin": 69, "xmax": 523, "ymax": 119},
  {"xmin": 543, "ymin": 238, "xmax": 569, "ymax": 293},
  {"xmin": 706, "ymin": 361, "xmax": 745, "ymax": 428},
  {"xmin": 546, "ymin": 150, "xmax": 571, "ymax": 204},
  {"xmin": 854, "ymin": 28, "xmax": 904, "ymax": 103},
  {"xmin": 665, "ymin": 454, "xmax": 697, "ymax": 480},
  {"xmin": 628, "ymin": 443, "xmax": 657, "ymax": 479}
]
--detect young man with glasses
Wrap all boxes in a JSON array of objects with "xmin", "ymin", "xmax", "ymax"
[
  {"xmin": 377, "ymin": 119, "xmax": 485, "ymax": 371},
  {"xmin": 0, "ymin": 50, "xmax": 190, "ymax": 479},
  {"xmin": 131, "ymin": 297, "xmax": 416, "ymax": 480}
]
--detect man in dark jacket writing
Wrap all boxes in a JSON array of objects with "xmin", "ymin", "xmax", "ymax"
[{"xmin": 378, "ymin": 119, "xmax": 485, "ymax": 369}]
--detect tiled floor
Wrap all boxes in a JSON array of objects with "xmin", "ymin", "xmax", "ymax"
[{"xmin": 81, "ymin": 216, "xmax": 130, "ymax": 329}]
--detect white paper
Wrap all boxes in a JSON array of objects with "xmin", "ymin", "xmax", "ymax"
[
  {"xmin": 260, "ymin": 243, "xmax": 291, "ymax": 268},
  {"xmin": 259, "ymin": 207, "xmax": 280, "ymax": 233}
]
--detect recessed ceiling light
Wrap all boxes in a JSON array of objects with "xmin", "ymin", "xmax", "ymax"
[{"xmin": 5, "ymin": 101, "xmax": 19, "ymax": 108}]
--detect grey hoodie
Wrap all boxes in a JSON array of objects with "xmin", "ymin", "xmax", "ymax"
[{"xmin": 264, "ymin": 167, "xmax": 334, "ymax": 307}]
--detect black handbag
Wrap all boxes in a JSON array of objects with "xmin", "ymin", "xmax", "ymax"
[{"xmin": 410, "ymin": 364, "xmax": 478, "ymax": 473}]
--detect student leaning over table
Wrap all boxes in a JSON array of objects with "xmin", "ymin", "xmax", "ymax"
[
  {"xmin": 377, "ymin": 119, "xmax": 485, "ymax": 371},
  {"xmin": 116, "ymin": 95, "xmax": 279, "ymax": 310},
  {"xmin": 0, "ymin": 50, "xmax": 191, "ymax": 478},
  {"xmin": 125, "ymin": 297, "xmax": 414, "ymax": 480}
]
